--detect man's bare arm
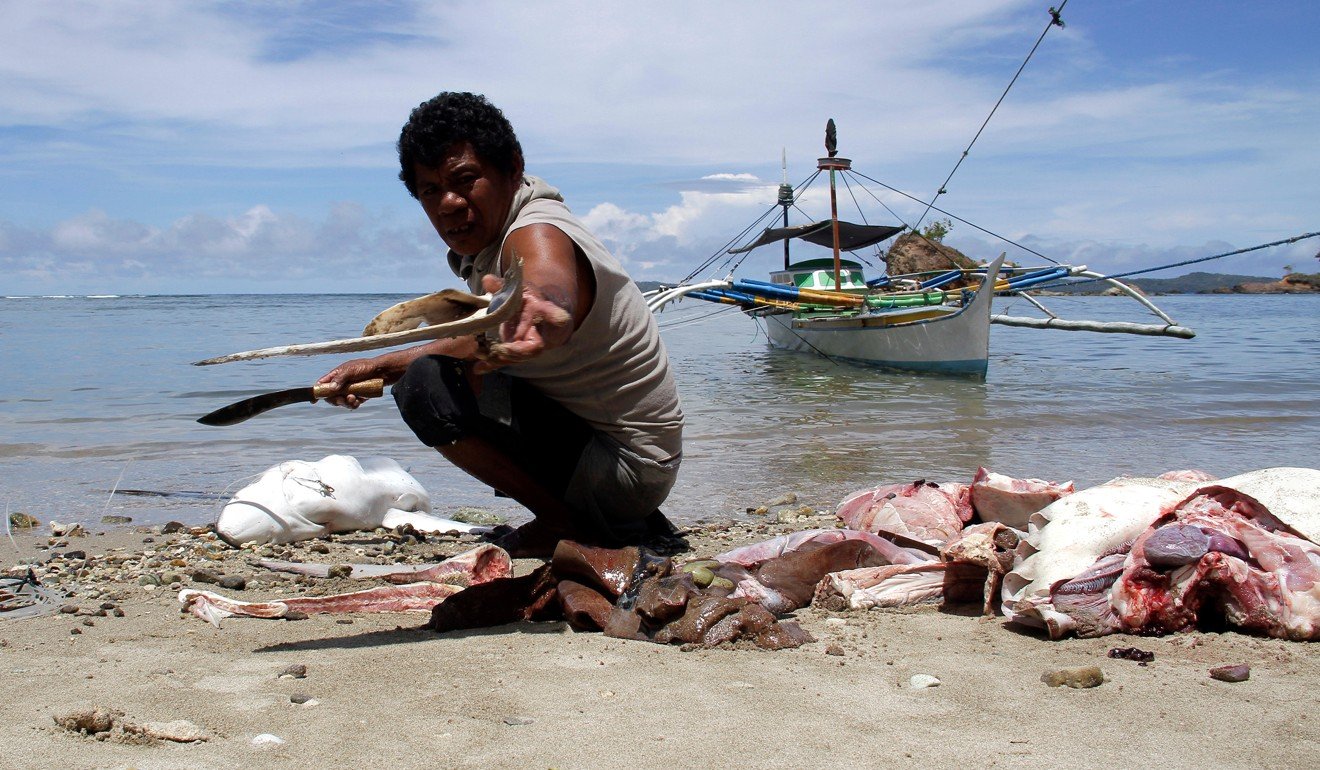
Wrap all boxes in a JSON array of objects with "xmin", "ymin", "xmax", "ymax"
[{"xmin": 474, "ymin": 223, "xmax": 595, "ymax": 371}]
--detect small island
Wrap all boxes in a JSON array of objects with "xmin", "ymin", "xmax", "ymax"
[{"xmin": 1211, "ymin": 272, "xmax": 1320, "ymax": 294}]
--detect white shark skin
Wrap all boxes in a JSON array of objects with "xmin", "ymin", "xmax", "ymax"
[
  {"xmin": 1001, "ymin": 476, "xmax": 1197, "ymax": 627},
  {"xmin": 1210, "ymin": 467, "xmax": 1320, "ymax": 543},
  {"xmin": 215, "ymin": 455, "xmax": 494, "ymax": 546}
]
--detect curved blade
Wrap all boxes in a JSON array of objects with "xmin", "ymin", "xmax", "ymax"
[{"xmin": 197, "ymin": 388, "xmax": 314, "ymax": 426}]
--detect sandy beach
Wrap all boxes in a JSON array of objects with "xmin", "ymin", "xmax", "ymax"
[{"xmin": 2, "ymin": 508, "xmax": 1315, "ymax": 770}]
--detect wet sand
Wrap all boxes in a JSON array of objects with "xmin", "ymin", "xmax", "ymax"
[{"xmin": 1, "ymin": 514, "xmax": 1315, "ymax": 769}]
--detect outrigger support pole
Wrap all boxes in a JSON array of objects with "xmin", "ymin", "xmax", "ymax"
[{"xmin": 990, "ymin": 315, "xmax": 1196, "ymax": 338}]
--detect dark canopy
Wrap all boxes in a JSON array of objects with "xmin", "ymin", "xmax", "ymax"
[{"xmin": 728, "ymin": 220, "xmax": 904, "ymax": 254}]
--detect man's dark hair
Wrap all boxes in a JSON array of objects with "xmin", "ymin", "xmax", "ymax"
[{"xmin": 397, "ymin": 92, "xmax": 524, "ymax": 198}]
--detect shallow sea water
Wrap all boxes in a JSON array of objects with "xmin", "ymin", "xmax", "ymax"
[{"xmin": 1, "ymin": 291, "xmax": 1316, "ymax": 530}]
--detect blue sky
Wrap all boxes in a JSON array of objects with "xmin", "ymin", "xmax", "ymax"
[{"xmin": 1, "ymin": 0, "xmax": 1317, "ymax": 294}]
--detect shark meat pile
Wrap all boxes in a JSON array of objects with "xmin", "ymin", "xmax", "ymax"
[{"xmin": 178, "ymin": 465, "xmax": 1320, "ymax": 647}]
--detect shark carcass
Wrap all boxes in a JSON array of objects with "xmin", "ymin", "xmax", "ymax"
[{"xmin": 1003, "ymin": 467, "xmax": 1320, "ymax": 640}]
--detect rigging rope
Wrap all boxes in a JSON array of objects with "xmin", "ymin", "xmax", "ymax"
[
  {"xmin": 727, "ymin": 171, "xmax": 827, "ymax": 275},
  {"xmin": 913, "ymin": 1, "xmax": 1069, "ymax": 234},
  {"xmin": 655, "ymin": 303, "xmax": 743, "ymax": 331},
  {"xmin": 681, "ymin": 169, "xmax": 822, "ymax": 282},
  {"xmin": 850, "ymin": 168, "xmax": 1062, "ymax": 265}
]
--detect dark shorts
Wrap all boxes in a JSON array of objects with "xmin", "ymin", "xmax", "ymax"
[{"xmin": 392, "ymin": 355, "xmax": 680, "ymax": 542}]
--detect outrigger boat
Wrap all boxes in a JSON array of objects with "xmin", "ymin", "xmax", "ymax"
[
  {"xmin": 645, "ymin": 120, "xmax": 1194, "ymax": 378},
  {"xmin": 647, "ymin": 120, "xmax": 1003, "ymax": 377},
  {"xmin": 749, "ymin": 252, "xmax": 1001, "ymax": 377}
]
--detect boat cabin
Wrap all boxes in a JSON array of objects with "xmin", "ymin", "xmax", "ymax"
[{"xmin": 769, "ymin": 258, "xmax": 868, "ymax": 292}]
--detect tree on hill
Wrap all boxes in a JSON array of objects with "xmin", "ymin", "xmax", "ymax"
[{"xmin": 920, "ymin": 218, "xmax": 953, "ymax": 243}]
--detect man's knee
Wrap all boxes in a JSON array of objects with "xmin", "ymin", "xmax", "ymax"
[{"xmin": 392, "ymin": 355, "xmax": 476, "ymax": 446}]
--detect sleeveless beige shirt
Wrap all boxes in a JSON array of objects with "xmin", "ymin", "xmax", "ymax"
[{"xmin": 448, "ymin": 176, "xmax": 683, "ymax": 462}]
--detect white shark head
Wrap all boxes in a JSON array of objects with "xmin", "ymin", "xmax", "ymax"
[{"xmin": 215, "ymin": 455, "xmax": 432, "ymax": 546}]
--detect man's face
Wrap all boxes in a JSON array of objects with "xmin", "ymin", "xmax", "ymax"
[{"xmin": 414, "ymin": 142, "xmax": 522, "ymax": 257}]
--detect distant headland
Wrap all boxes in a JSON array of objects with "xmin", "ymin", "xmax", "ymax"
[{"xmin": 1038, "ymin": 271, "xmax": 1319, "ymax": 296}]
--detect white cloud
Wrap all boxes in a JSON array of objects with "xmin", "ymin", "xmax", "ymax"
[
  {"xmin": 51, "ymin": 210, "xmax": 154, "ymax": 253},
  {"xmin": 0, "ymin": 1, "xmax": 1316, "ymax": 292},
  {"xmin": 582, "ymin": 181, "xmax": 800, "ymax": 280},
  {"xmin": 0, "ymin": 204, "xmax": 453, "ymax": 294},
  {"xmin": 0, "ymin": 1, "xmax": 1042, "ymax": 168}
]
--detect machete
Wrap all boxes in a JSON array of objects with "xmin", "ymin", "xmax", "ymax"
[{"xmin": 197, "ymin": 379, "xmax": 384, "ymax": 427}]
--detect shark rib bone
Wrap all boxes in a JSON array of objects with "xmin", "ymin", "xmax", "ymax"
[{"xmin": 193, "ymin": 259, "xmax": 523, "ymax": 366}]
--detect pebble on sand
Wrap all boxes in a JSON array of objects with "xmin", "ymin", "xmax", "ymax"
[
  {"xmin": 1041, "ymin": 666, "xmax": 1105, "ymax": 689},
  {"xmin": 9, "ymin": 512, "xmax": 40, "ymax": 528},
  {"xmin": 1209, "ymin": 664, "xmax": 1250, "ymax": 683},
  {"xmin": 49, "ymin": 521, "xmax": 86, "ymax": 537},
  {"xmin": 909, "ymin": 674, "xmax": 941, "ymax": 689},
  {"xmin": 218, "ymin": 575, "xmax": 247, "ymax": 590},
  {"xmin": 279, "ymin": 664, "xmax": 308, "ymax": 679},
  {"xmin": 252, "ymin": 733, "xmax": 286, "ymax": 746}
]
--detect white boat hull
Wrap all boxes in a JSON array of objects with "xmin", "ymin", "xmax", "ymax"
[{"xmin": 760, "ymin": 256, "xmax": 1002, "ymax": 377}]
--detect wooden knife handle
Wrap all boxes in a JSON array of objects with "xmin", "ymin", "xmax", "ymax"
[{"xmin": 312, "ymin": 378, "xmax": 385, "ymax": 400}]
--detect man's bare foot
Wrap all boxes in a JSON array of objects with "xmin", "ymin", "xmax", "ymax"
[{"xmin": 489, "ymin": 519, "xmax": 576, "ymax": 560}]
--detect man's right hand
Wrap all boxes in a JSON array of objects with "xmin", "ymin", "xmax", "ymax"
[
  {"xmin": 317, "ymin": 358, "xmax": 387, "ymax": 409},
  {"xmin": 316, "ymin": 336, "xmax": 483, "ymax": 409}
]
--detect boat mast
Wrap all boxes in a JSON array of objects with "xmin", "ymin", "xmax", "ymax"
[
  {"xmin": 778, "ymin": 148, "xmax": 793, "ymax": 270},
  {"xmin": 819, "ymin": 119, "xmax": 851, "ymax": 290}
]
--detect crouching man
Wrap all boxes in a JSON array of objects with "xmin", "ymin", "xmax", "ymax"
[{"xmin": 318, "ymin": 92, "xmax": 684, "ymax": 558}]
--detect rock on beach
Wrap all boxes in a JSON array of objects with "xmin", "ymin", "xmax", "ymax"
[
  {"xmin": 1041, "ymin": 666, "xmax": 1105, "ymax": 689},
  {"xmin": 1209, "ymin": 664, "xmax": 1251, "ymax": 683}
]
